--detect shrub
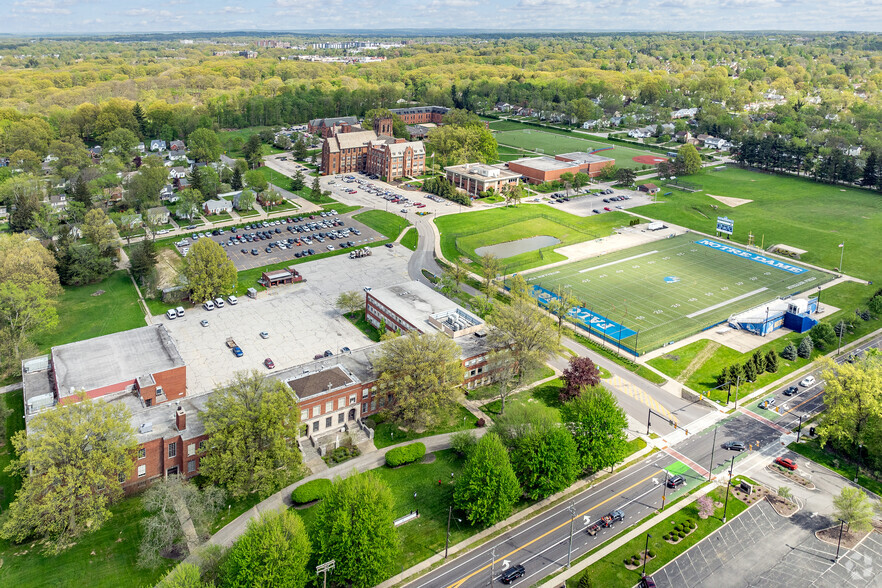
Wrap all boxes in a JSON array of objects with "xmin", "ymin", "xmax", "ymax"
[
  {"xmin": 291, "ymin": 479, "xmax": 332, "ymax": 504},
  {"xmin": 578, "ymin": 573, "xmax": 593, "ymax": 588},
  {"xmin": 450, "ymin": 431, "xmax": 477, "ymax": 457},
  {"xmin": 678, "ymin": 531, "xmax": 685, "ymax": 538},
  {"xmin": 623, "ymin": 559, "xmax": 631, "ymax": 565},
  {"xmin": 385, "ymin": 442, "xmax": 426, "ymax": 467},
  {"xmin": 781, "ymin": 342, "xmax": 798, "ymax": 361},
  {"xmin": 648, "ymin": 549, "xmax": 656, "ymax": 558}
]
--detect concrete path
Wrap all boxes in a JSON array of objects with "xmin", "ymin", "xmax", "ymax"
[{"xmin": 0, "ymin": 382, "xmax": 23, "ymax": 395}]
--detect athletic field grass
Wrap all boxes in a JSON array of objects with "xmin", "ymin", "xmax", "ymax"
[
  {"xmin": 524, "ymin": 233, "xmax": 833, "ymax": 354},
  {"xmin": 630, "ymin": 167, "xmax": 882, "ymax": 283},
  {"xmin": 435, "ymin": 205, "xmax": 632, "ymax": 274},
  {"xmin": 493, "ymin": 129, "xmax": 663, "ymax": 170}
]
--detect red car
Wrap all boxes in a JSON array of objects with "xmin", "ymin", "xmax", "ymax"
[
  {"xmin": 264, "ymin": 358, "xmax": 275, "ymax": 369},
  {"xmin": 775, "ymin": 457, "xmax": 797, "ymax": 471},
  {"xmin": 604, "ymin": 206, "xmax": 612, "ymax": 211}
]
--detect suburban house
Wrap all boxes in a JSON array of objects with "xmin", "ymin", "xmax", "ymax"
[
  {"xmin": 230, "ymin": 190, "xmax": 253, "ymax": 211},
  {"xmin": 103, "ymin": 186, "xmax": 125, "ymax": 204},
  {"xmin": 150, "ymin": 140, "xmax": 167, "ymax": 152},
  {"xmin": 582, "ymin": 120, "xmax": 601, "ymax": 129},
  {"xmin": 675, "ymin": 131, "xmax": 699, "ymax": 145},
  {"xmin": 147, "ymin": 206, "xmax": 171, "ymax": 225},
  {"xmin": 671, "ymin": 107, "xmax": 699, "ymax": 119},
  {"xmin": 638, "ymin": 183, "xmax": 660, "ymax": 194},
  {"xmin": 444, "ymin": 163, "xmax": 521, "ymax": 197},
  {"xmin": 703, "ymin": 137, "xmax": 732, "ymax": 151},
  {"xmin": 169, "ymin": 167, "xmax": 188, "ymax": 180},
  {"xmin": 48, "ymin": 194, "xmax": 68, "ymax": 211},
  {"xmin": 169, "ymin": 140, "xmax": 186, "ymax": 151},
  {"xmin": 628, "ymin": 126, "xmax": 654, "ymax": 139},
  {"xmin": 608, "ymin": 116, "xmax": 625, "ymax": 126},
  {"xmin": 160, "ymin": 184, "xmax": 177, "ymax": 203},
  {"xmin": 203, "ymin": 199, "xmax": 232, "ymax": 215}
]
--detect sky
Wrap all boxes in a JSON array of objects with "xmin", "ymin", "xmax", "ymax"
[{"xmin": 4, "ymin": 0, "xmax": 882, "ymax": 35}]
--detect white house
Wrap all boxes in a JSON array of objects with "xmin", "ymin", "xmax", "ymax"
[
  {"xmin": 704, "ymin": 137, "xmax": 732, "ymax": 151},
  {"xmin": 628, "ymin": 126, "xmax": 654, "ymax": 139},
  {"xmin": 203, "ymin": 199, "xmax": 232, "ymax": 216},
  {"xmin": 582, "ymin": 120, "xmax": 601, "ymax": 129},
  {"xmin": 147, "ymin": 206, "xmax": 171, "ymax": 225},
  {"xmin": 169, "ymin": 167, "xmax": 188, "ymax": 180},
  {"xmin": 671, "ymin": 108, "xmax": 699, "ymax": 119},
  {"xmin": 150, "ymin": 140, "xmax": 167, "ymax": 152}
]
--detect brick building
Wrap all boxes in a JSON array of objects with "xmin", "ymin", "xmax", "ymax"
[
  {"xmin": 308, "ymin": 116, "xmax": 359, "ymax": 138},
  {"xmin": 389, "ymin": 106, "xmax": 449, "ymax": 125},
  {"xmin": 322, "ymin": 129, "xmax": 425, "ymax": 180},
  {"xmin": 507, "ymin": 152, "xmax": 615, "ymax": 184},
  {"xmin": 445, "ymin": 163, "xmax": 521, "ymax": 197}
]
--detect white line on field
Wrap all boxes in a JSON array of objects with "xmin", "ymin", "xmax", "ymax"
[
  {"xmin": 577, "ymin": 250, "xmax": 659, "ymax": 273},
  {"xmin": 685, "ymin": 287, "xmax": 768, "ymax": 318}
]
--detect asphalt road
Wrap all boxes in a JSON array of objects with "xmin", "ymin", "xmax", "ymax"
[{"xmin": 405, "ymin": 335, "xmax": 881, "ymax": 588}]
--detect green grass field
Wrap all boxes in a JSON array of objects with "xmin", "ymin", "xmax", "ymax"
[
  {"xmin": 493, "ymin": 129, "xmax": 663, "ymax": 170},
  {"xmin": 400, "ymin": 227, "xmax": 418, "ymax": 251},
  {"xmin": 435, "ymin": 205, "xmax": 631, "ymax": 274},
  {"xmin": 631, "ymin": 167, "xmax": 882, "ymax": 283},
  {"xmin": 352, "ymin": 209, "xmax": 412, "ymax": 240},
  {"xmin": 526, "ymin": 234, "xmax": 833, "ymax": 354}
]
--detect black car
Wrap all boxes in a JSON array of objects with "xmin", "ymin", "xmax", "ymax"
[
  {"xmin": 722, "ymin": 441, "xmax": 746, "ymax": 452},
  {"xmin": 323, "ymin": 350, "xmax": 333, "ymax": 357},
  {"xmin": 500, "ymin": 564, "xmax": 526, "ymax": 584},
  {"xmin": 240, "ymin": 248, "xmax": 247, "ymax": 254},
  {"xmin": 251, "ymin": 249, "xmax": 259, "ymax": 255},
  {"xmin": 385, "ymin": 243, "xmax": 394, "ymax": 248},
  {"xmin": 592, "ymin": 209, "xmax": 602, "ymax": 214},
  {"xmin": 666, "ymin": 474, "xmax": 686, "ymax": 489},
  {"xmin": 783, "ymin": 386, "xmax": 799, "ymax": 396}
]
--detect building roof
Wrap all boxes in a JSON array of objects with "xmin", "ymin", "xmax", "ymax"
[
  {"xmin": 445, "ymin": 163, "xmax": 521, "ymax": 181},
  {"xmin": 310, "ymin": 116, "xmax": 357, "ymax": 128},
  {"xmin": 381, "ymin": 140, "xmax": 425, "ymax": 157},
  {"xmin": 327, "ymin": 130, "xmax": 378, "ymax": 153},
  {"xmin": 124, "ymin": 392, "xmax": 210, "ymax": 444},
  {"xmin": 369, "ymin": 280, "xmax": 484, "ymax": 335},
  {"xmin": 390, "ymin": 106, "xmax": 449, "ymax": 116},
  {"xmin": 287, "ymin": 366, "xmax": 356, "ymax": 400},
  {"xmin": 556, "ymin": 152, "xmax": 615, "ymax": 165},
  {"xmin": 508, "ymin": 156, "xmax": 583, "ymax": 173},
  {"xmin": 51, "ymin": 325, "xmax": 185, "ymax": 400}
]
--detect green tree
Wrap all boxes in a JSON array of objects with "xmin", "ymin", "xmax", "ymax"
[
  {"xmin": 479, "ymin": 253, "xmax": 500, "ymax": 300},
  {"xmin": 363, "ymin": 108, "xmax": 408, "ymax": 138},
  {"xmin": 313, "ymin": 473, "xmax": 398, "ymax": 588},
  {"xmin": 102, "ymin": 127, "xmax": 139, "ymax": 156},
  {"xmin": 781, "ymin": 342, "xmax": 798, "ymax": 361},
  {"xmin": 132, "ymin": 103, "xmax": 148, "ymax": 137},
  {"xmin": 230, "ymin": 166, "xmax": 243, "ymax": 190},
  {"xmin": 82, "ymin": 207, "xmax": 121, "ymax": 255},
  {"xmin": 335, "ymin": 290, "xmax": 364, "ymax": 315},
  {"xmin": 176, "ymin": 188, "xmax": 203, "ymax": 221},
  {"xmin": 188, "ymin": 128, "xmax": 222, "ymax": 163},
  {"xmin": 9, "ymin": 149, "xmax": 42, "ymax": 175},
  {"xmin": 560, "ymin": 385, "xmax": 629, "ymax": 474},
  {"xmin": 503, "ymin": 182, "xmax": 526, "ymax": 207},
  {"xmin": 545, "ymin": 284, "xmax": 579, "ymax": 342},
  {"xmin": 0, "ymin": 281, "xmax": 58, "ymax": 361},
  {"xmin": 765, "ymin": 349, "xmax": 779, "ymax": 372},
  {"xmin": 573, "ymin": 172, "xmax": 590, "ymax": 189},
  {"xmin": 676, "ymin": 144, "xmax": 703, "ymax": 175},
  {"xmin": 560, "ymin": 172, "xmax": 574, "ymax": 195},
  {"xmin": 156, "ymin": 563, "xmax": 206, "ymax": 588},
  {"xmin": 818, "ymin": 357, "xmax": 882, "ymax": 450},
  {"xmin": 127, "ymin": 163, "xmax": 169, "ymax": 212},
  {"xmin": 869, "ymin": 296, "xmax": 882, "ymax": 317},
  {"xmin": 797, "ymin": 336, "xmax": 814, "ymax": 359},
  {"xmin": 861, "ymin": 151, "xmax": 877, "ymax": 190},
  {"xmin": 615, "ymin": 167, "xmax": 637, "ymax": 186},
  {"xmin": 743, "ymin": 359, "xmax": 757, "ymax": 382},
  {"xmin": 426, "ymin": 124, "xmax": 497, "ymax": 165},
  {"xmin": 1, "ymin": 175, "xmax": 43, "ymax": 232},
  {"xmin": 454, "ymin": 432, "xmax": 521, "ymax": 526},
  {"xmin": 191, "ymin": 167, "xmax": 221, "ymax": 199},
  {"xmin": 221, "ymin": 508, "xmax": 311, "ymax": 588},
  {"xmin": 751, "ymin": 349, "xmax": 766, "ymax": 374},
  {"xmin": 200, "ymin": 371, "xmax": 303, "ymax": 498},
  {"xmin": 487, "ymin": 284, "xmax": 558, "ymax": 380},
  {"xmin": 57, "ymin": 243, "xmax": 115, "ymax": 286},
  {"xmin": 309, "ymin": 175, "xmax": 322, "ymax": 202},
  {"xmin": 809, "ymin": 322, "xmax": 836, "ymax": 350},
  {"xmin": 129, "ymin": 238, "xmax": 158, "ymax": 284},
  {"xmin": 833, "ymin": 486, "xmax": 875, "ymax": 532},
  {"xmin": 184, "ymin": 238, "xmax": 237, "ymax": 303},
  {"xmin": 242, "ymin": 135, "xmax": 263, "ymax": 169},
  {"xmin": 1, "ymin": 394, "xmax": 136, "ymax": 552},
  {"xmin": 372, "ymin": 331, "xmax": 464, "ymax": 430},
  {"xmin": 291, "ymin": 137, "xmax": 308, "ymax": 161},
  {"xmin": 234, "ymin": 189, "xmax": 255, "ymax": 211},
  {"xmin": 291, "ymin": 169, "xmax": 306, "ymax": 192},
  {"xmin": 244, "ymin": 169, "xmax": 268, "ymax": 192}
]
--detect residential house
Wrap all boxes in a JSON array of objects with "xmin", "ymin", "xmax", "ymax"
[
  {"xmin": 147, "ymin": 206, "xmax": 171, "ymax": 225},
  {"xmin": 169, "ymin": 140, "xmax": 186, "ymax": 152},
  {"xmin": 494, "ymin": 102, "xmax": 512, "ymax": 112},
  {"xmin": 169, "ymin": 167, "xmax": 188, "ymax": 180},
  {"xmin": 203, "ymin": 199, "xmax": 232, "ymax": 216},
  {"xmin": 608, "ymin": 115, "xmax": 625, "ymax": 126},
  {"xmin": 675, "ymin": 131, "xmax": 699, "ymax": 145},
  {"xmin": 671, "ymin": 107, "xmax": 699, "ymax": 119},
  {"xmin": 48, "ymin": 194, "xmax": 68, "ymax": 212},
  {"xmin": 229, "ymin": 190, "xmax": 254, "ymax": 211},
  {"xmin": 89, "ymin": 146, "xmax": 103, "ymax": 158},
  {"xmin": 167, "ymin": 152, "xmax": 188, "ymax": 163},
  {"xmin": 661, "ymin": 123, "xmax": 676, "ymax": 134},
  {"xmin": 160, "ymin": 185, "xmax": 178, "ymax": 203},
  {"xmin": 0, "ymin": 157, "xmax": 9, "ymax": 167},
  {"xmin": 703, "ymin": 137, "xmax": 732, "ymax": 151},
  {"xmin": 845, "ymin": 146, "xmax": 862, "ymax": 157},
  {"xmin": 582, "ymin": 120, "xmax": 601, "ymax": 130},
  {"xmin": 150, "ymin": 140, "xmax": 167, "ymax": 152},
  {"xmin": 103, "ymin": 186, "xmax": 125, "ymax": 204},
  {"xmin": 628, "ymin": 126, "xmax": 654, "ymax": 139},
  {"xmin": 696, "ymin": 134, "xmax": 713, "ymax": 145}
]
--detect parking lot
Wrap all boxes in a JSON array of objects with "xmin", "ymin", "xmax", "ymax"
[
  {"xmin": 321, "ymin": 174, "xmax": 462, "ymax": 218},
  {"xmin": 544, "ymin": 188, "xmax": 655, "ymax": 217},
  {"xmin": 172, "ymin": 211, "xmax": 384, "ymax": 271},
  {"xmin": 159, "ymin": 246, "xmax": 413, "ymax": 395}
]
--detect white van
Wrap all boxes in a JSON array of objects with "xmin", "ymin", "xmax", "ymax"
[
  {"xmin": 166, "ymin": 309, "xmax": 176, "ymax": 320},
  {"xmin": 214, "ymin": 297, "xmax": 225, "ymax": 309},
  {"xmin": 175, "ymin": 306, "xmax": 185, "ymax": 318},
  {"xmin": 202, "ymin": 300, "xmax": 215, "ymax": 311},
  {"xmin": 227, "ymin": 295, "xmax": 238, "ymax": 305}
]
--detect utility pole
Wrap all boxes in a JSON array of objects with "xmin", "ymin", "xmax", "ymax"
[
  {"xmin": 661, "ymin": 470, "xmax": 669, "ymax": 511},
  {"xmin": 708, "ymin": 426, "xmax": 718, "ymax": 481},
  {"xmin": 722, "ymin": 455, "xmax": 735, "ymax": 523},
  {"xmin": 316, "ymin": 560, "xmax": 335, "ymax": 588},
  {"xmin": 445, "ymin": 505, "xmax": 452, "ymax": 558},
  {"xmin": 567, "ymin": 501, "xmax": 576, "ymax": 568},
  {"xmin": 489, "ymin": 546, "xmax": 496, "ymax": 587},
  {"xmin": 797, "ymin": 414, "xmax": 805, "ymax": 443},
  {"xmin": 734, "ymin": 375, "xmax": 741, "ymax": 410},
  {"xmin": 837, "ymin": 321, "xmax": 844, "ymax": 355}
]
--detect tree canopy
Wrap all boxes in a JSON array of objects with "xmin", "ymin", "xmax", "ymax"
[
  {"xmin": 560, "ymin": 384, "xmax": 630, "ymax": 474},
  {"xmin": 184, "ymin": 237, "xmax": 238, "ymax": 303},
  {"xmin": 454, "ymin": 432, "xmax": 521, "ymax": 526}
]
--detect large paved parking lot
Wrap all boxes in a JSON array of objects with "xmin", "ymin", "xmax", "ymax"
[
  {"xmin": 159, "ymin": 247, "xmax": 412, "ymax": 395},
  {"xmin": 547, "ymin": 188, "xmax": 655, "ymax": 217},
  {"xmin": 173, "ymin": 211, "xmax": 383, "ymax": 271}
]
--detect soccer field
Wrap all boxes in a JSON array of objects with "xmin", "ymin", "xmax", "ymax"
[
  {"xmin": 523, "ymin": 234, "xmax": 834, "ymax": 354},
  {"xmin": 493, "ymin": 129, "xmax": 663, "ymax": 170}
]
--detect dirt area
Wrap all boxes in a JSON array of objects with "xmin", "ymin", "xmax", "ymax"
[
  {"xmin": 816, "ymin": 524, "xmax": 872, "ymax": 549},
  {"xmin": 706, "ymin": 194, "xmax": 753, "ymax": 207},
  {"xmin": 156, "ymin": 248, "xmax": 183, "ymax": 290},
  {"xmin": 766, "ymin": 494, "xmax": 799, "ymax": 517}
]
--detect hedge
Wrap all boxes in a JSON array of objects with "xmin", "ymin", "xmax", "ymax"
[
  {"xmin": 291, "ymin": 479, "xmax": 332, "ymax": 504},
  {"xmin": 385, "ymin": 442, "xmax": 427, "ymax": 467}
]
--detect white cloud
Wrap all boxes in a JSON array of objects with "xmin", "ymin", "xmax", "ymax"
[{"xmin": 222, "ymin": 5, "xmax": 254, "ymax": 13}]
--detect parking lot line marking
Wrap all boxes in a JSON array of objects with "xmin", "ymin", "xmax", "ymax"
[{"xmin": 445, "ymin": 471, "xmax": 658, "ymax": 588}]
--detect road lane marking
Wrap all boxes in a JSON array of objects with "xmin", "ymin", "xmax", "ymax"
[
  {"xmin": 780, "ymin": 389, "xmax": 825, "ymax": 418},
  {"xmin": 608, "ymin": 375, "xmax": 678, "ymax": 425},
  {"xmin": 445, "ymin": 471, "xmax": 659, "ymax": 588}
]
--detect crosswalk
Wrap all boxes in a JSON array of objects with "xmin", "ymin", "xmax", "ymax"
[{"xmin": 607, "ymin": 374, "xmax": 679, "ymax": 425}]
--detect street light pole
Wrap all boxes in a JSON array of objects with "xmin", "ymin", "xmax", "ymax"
[
  {"xmin": 837, "ymin": 321, "xmax": 844, "ymax": 355},
  {"xmin": 708, "ymin": 426, "xmax": 718, "ymax": 481},
  {"xmin": 835, "ymin": 519, "xmax": 845, "ymax": 562},
  {"xmin": 646, "ymin": 409, "xmax": 652, "ymax": 436},
  {"xmin": 567, "ymin": 501, "xmax": 576, "ymax": 568},
  {"xmin": 722, "ymin": 455, "xmax": 735, "ymax": 523},
  {"xmin": 661, "ymin": 470, "xmax": 669, "ymax": 511},
  {"xmin": 445, "ymin": 505, "xmax": 452, "ymax": 558},
  {"xmin": 316, "ymin": 560, "xmax": 335, "ymax": 588},
  {"xmin": 797, "ymin": 414, "xmax": 804, "ymax": 443},
  {"xmin": 642, "ymin": 533, "xmax": 653, "ymax": 578}
]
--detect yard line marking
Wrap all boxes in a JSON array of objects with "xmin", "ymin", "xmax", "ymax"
[
  {"xmin": 577, "ymin": 251, "xmax": 659, "ymax": 273},
  {"xmin": 608, "ymin": 375, "xmax": 678, "ymax": 425},
  {"xmin": 444, "ymin": 471, "xmax": 659, "ymax": 588},
  {"xmin": 685, "ymin": 287, "xmax": 768, "ymax": 318}
]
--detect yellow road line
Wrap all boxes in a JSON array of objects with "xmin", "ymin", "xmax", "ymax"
[
  {"xmin": 446, "ymin": 471, "xmax": 658, "ymax": 588},
  {"xmin": 608, "ymin": 375, "xmax": 678, "ymax": 425}
]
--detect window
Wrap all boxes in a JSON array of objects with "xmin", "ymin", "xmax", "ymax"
[
  {"xmin": 312, "ymin": 406, "xmax": 320, "ymax": 418},
  {"xmin": 301, "ymin": 409, "xmax": 308, "ymax": 421},
  {"xmin": 137, "ymin": 464, "xmax": 146, "ymax": 478},
  {"xmin": 313, "ymin": 421, "xmax": 320, "ymax": 432},
  {"xmin": 198, "ymin": 440, "xmax": 206, "ymax": 452},
  {"xmin": 349, "ymin": 395, "xmax": 356, "ymax": 405},
  {"xmin": 187, "ymin": 444, "xmax": 195, "ymax": 457},
  {"xmin": 138, "ymin": 447, "xmax": 146, "ymax": 460},
  {"xmin": 325, "ymin": 401, "xmax": 333, "ymax": 413},
  {"xmin": 168, "ymin": 442, "xmax": 176, "ymax": 459},
  {"xmin": 118, "ymin": 472, "xmax": 126, "ymax": 483},
  {"xmin": 362, "ymin": 402, "xmax": 368, "ymax": 413},
  {"xmin": 187, "ymin": 460, "xmax": 196, "ymax": 473},
  {"xmin": 338, "ymin": 413, "xmax": 345, "ymax": 424},
  {"xmin": 371, "ymin": 399, "xmax": 377, "ymax": 411},
  {"xmin": 362, "ymin": 389, "xmax": 368, "ymax": 399},
  {"xmin": 325, "ymin": 417, "xmax": 332, "ymax": 428},
  {"xmin": 337, "ymin": 398, "xmax": 345, "ymax": 409}
]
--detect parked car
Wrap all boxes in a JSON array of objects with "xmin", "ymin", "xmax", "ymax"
[
  {"xmin": 722, "ymin": 441, "xmax": 746, "ymax": 452},
  {"xmin": 200, "ymin": 319, "xmax": 209, "ymax": 327},
  {"xmin": 800, "ymin": 375, "xmax": 816, "ymax": 387},
  {"xmin": 775, "ymin": 457, "xmax": 798, "ymax": 471},
  {"xmin": 214, "ymin": 297, "xmax": 224, "ymax": 308},
  {"xmin": 232, "ymin": 346, "xmax": 243, "ymax": 358},
  {"xmin": 264, "ymin": 358, "xmax": 275, "ymax": 369},
  {"xmin": 166, "ymin": 309, "xmax": 176, "ymax": 320},
  {"xmin": 260, "ymin": 331, "xmax": 269, "ymax": 339},
  {"xmin": 385, "ymin": 243, "xmax": 393, "ymax": 248},
  {"xmin": 227, "ymin": 295, "xmax": 238, "ymax": 305},
  {"xmin": 499, "ymin": 564, "xmax": 526, "ymax": 584},
  {"xmin": 640, "ymin": 576, "xmax": 657, "ymax": 588},
  {"xmin": 783, "ymin": 386, "xmax": 798, "ymax": 396},
  {"xmin": 666, "ymin": 474, "xmax": 686, "ymax": 489},
  {"xmin": 202, "ymin": 300, "xmax": 215, "ymax": 311},
  {"xmin": 323, "ymin": 350, "xmax": 333, "ymax": 357}
]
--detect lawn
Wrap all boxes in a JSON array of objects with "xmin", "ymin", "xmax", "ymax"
[
  {"xmin": 647, "ymin": 340, "xmax": 715, "ymax": 381},
  {"xmin": 482, "ymin": 377, "xmax": 564, "ymax": 416},
  {"xmin": 631, "ymin": 167, "xmax": 882, "ymax": 283},
  {"xmin": 0, "ymin": 389, "xmax": 25, "ymax": 510},
  {"xmin": 467, "ymin": 365, "xmax": 556, "ymax": 402},
  {"xmin": 366, "ymin": 405, "xmax": 478, "ymax": 450},
  {"xmin": 344, "ymin": 312, "xmax": 381, "ymax": 343},
  {"xmin": 493, "ymin": 129, "xmax": 664, "ymax": 170},
  {"xmin": 263, "ymin": 200, "xmax": 298, "ymax": 213},
  {"xmin": 400, "ymin": 227, "xmax": 418, "ymax": 251},
  {"xmin": 435, "ymin": 205, "xmax": 631, "ymax": 274},
  {"xmin": 31, "ymin": 271, "xmax": 145, "ymax": 353},
  {"xmin": 218, "ymin": 127, "xmax": 282, "ymax": 159},
  {"xmin": 256, "ymin": 166, "xmax": 292, "ymax": 191},
  {"xmin": 569, "ymin": 486, "xmax": 749, "ymax": 588},
  {"xmin": 235, "ymin": 208, "xmax": 261, "ymax": 217},
  {"xmin": 352, "ymin": 209, "xmax": 412, "ymax": 240},
  {"xmin": 208, "ymin": 212, "xmax": 232, "ymax": 223},
  {"xmin": 528, "ymin": 233, "xmax": 832, "ymax": 354}
]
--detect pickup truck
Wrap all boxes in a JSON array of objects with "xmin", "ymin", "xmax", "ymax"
[
  {"xmin": 586, "ymin": 510, "xmax": 625, "ymax": 535},
  {"xmin": 225, "ymin": 338, "xmax": 237, "ymax": 349}
]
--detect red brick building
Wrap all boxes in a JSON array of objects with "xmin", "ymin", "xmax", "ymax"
[
  {"xmin": 507, "ymin": 152, "xmax": 615, "ymax": 184},
  {"xmin": 322, "ymin": 130, "xmax": 425, "ymax": 180},
  {"xmin": 307, "ymin": 116, "xmax": 359, "ymax": 138},
  {"xmin": 389, "ymin": 106, "xmax": 449, "ymax": 125}
]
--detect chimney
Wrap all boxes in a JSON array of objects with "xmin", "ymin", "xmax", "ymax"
[{"xmin": 175, "ymin": 406, "xmax": 186, "ymax": 431}]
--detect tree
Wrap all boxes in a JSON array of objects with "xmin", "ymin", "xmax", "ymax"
[
  {"xmin": 221, "ymin": 508, "xmax": 311, "ymax": 588},
  {"xmin": 1, "ymin": 394, "xmax": 136, "ymax": 551},
  {"xmin": 869, "ymin": 296, "xmax": 882, "ymax": 317},
  {"xmin": 797, "ymin": 336, "xmax": 814, "ymax": 359},
  {"xmin": 0, "ymin": 282, "xmax": 58, "ymax": 361},
  {"xmin": 503, "ymin": 182, "xmax": 526, "ymax": 207},
  {"xmin": 487, "ymin": 286, "xmax": 558, "ymax": 380},
  {"xmin": 743, "ymin": 359, "xmax": 757, "ymax": 382},
  {"xmin": 442, "ymin": 258, "xmax": 469, "ymax": 295},
  {"xmin": 139, "ymin": 476, "xmax": 226, "ymax": 569},
  {"xmin": 426, "ymin": 124, "xmax": 498, "ymax": 165},
  {"xmin": 184, "ymin": 238, "xmax": 237, "ymax": 303},
  {"xmin": 1, "ymin": 175, "xmax": 43, "ymax": 232},
  {"xmin": 188, "ymin": 128, "xmax": 221, "ymax": 163},
  {"xmin": 309, "ymin": 175, "xmax": 322, "ymax": 202},
  {"xmin": 292, "ymin": 137, "xmax": 308, "ymax": 161},
  {"xmin": 560, "ymin": 172, "xmax": 574, "ymax": 195},
  {"xmin": 132, "ymin": 103, "xmax": 148, "ymax": 137},
  {"xmin": 479, "ymin": 253, "xmax": 500, "ymax": 300},
  {"xmin": 809, "ymin": 322, "xmax": 836, "ymax": 350},
  {"xmin": 244, "ymin": 169, "xmax": 268, "ymax": 193},
  {"xmin": 861, "ymin": 151, "xmax": 877, "ymax": 190},
  {"xmin": 176, "ymin": 188, "xmax": 203, "ymax": 222},
  {"xmin": 156, "ymin": 563, "xmax": 206, "ymax": 588},
  {"xmin": 291, "ymin": 169, "xmax": 306, "ymax": 192},
  {"xmin": 818, "ymin": 357, "xmax": 882, "ymax": 451},
  {"xmin": 127, "ymin": 164, "xmax": 169, "ymax": 212},
  {"xmin": 781, "ymin": 342, "xmax": 798, "ymax": 361},
  {"xmin": 242, "ymin": 135, "xmax": 263, "ymax": 169},
  {"xmin": 82, "ymin": 208, "xmax": 121, "ymax": 255},
  {"xmin": 545, "ymin": 284, "xmax": 578, "ymax": 342},
  {"xmin": 56, "ymin": 243, "xmax": 115, "ymax": 286},
  {"xmin": 560, "ymin": 385, "xmax": 629, "ymax": 474},
  {"xmin": 561, "ymin": 356, "xmax": 602, "ymax": 402},
  {"xmin": 200, "ymin": 371, "xmax": 303, "ymax": 498},
  {"xmin": 230, "ymin": 166, "xmax": 243, "ymax": 190},
  {"xmin": 102, "ymin": 127, "xmax": 139, "ymax": 156},
  {"xmin": 751, "ymin": 349, "xmax": 766, "ymax": 374},
  {"xmin": 372, "ymin": 331, "xmax": 464, "ymax": 430},
  {"xmin": 233, "ymin": 189, "xmax": 255, "ymax": 212},
  {"xmin": 615, "ymin": 167, "xmax": 637, "ymax": 186},
  {"xmin": 454, "ymin": 432, "xmax": 521, "ymax": 526},
  {"xmin": 573, "ymin": 172, "xmax": 590, "ymax": 190},
  {"xmin": 512, "ymin": 423, "xmax": 579, "ymax": 500},
  {"xmin": 191, "ymin": 167, "xmax": 221, "ymax": 199},
  {"xmin": 335, "ymin": 290, "xmax": 363, "ymax": 315},
  {"xmin": 362, "ymin": 108, "xmax": 408, "ymax": 138},
  {"xmin": 833, "ymin": 486, "xmax": 875, "ymax": 532},
  {"xmin": 9, "ymin": 149, "xmax": 41, "ymax": 174},
  {"xmin": 129, "ymin": 238, "xmax": 158, "ymax": 284},
  {"xmin": 765, "ymin": 349, "xmax": 779, "ymax": 373},
  {"xmin": 676, "ymin": 144, "xmax": 703, "ymax": 175},
  {"xmin": 487, "ymin": 349, "xmax": 519, "ymax": 414},
  {"xmin": 313, "ymin": 473, "xmax": 398, "ymax": 588}
]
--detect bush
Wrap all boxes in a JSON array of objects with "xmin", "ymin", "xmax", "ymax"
[
  {"xmin": 678, "ymin": 531, "xmax": 685, "ymax": 538},
  {"xmin": 385, "ymin": 442, "xmax": 426, "ymax": 467},
  {"xmin": 663, "ymin": 533, "xmax": 669, "ymax": 541},
  {"xmin": 450, "ymin": 431, "xmax": 477, "ymax": 457},
  {"xmin": 781, "ymin": 342, "xmax": 798, "ymax": 361},
  {"xmin": 648, "ymin": 549, "xmax": 656, "ymax": 558},
  {"xmin": 578, "ymin": 573, "xmax": 593, "ymax": 588},
  {"xmin": 291, "ymin": 479, "xmax": 332, "ymax": 504}
]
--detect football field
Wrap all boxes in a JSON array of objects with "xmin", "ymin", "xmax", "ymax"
[
  {"xmin": 493, "ymin": 129, "xmax": 664, "ymax": 169},
  {"xmin": 522, "ymin": 234, "xmax": 834, "ymax": 354}
]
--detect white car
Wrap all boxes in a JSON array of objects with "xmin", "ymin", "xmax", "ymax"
[
  {"xmin": 214, "ymin": 297, "xmax": 225, "ymax": 308},
  {"xmin": 799, "ymin": 375, "xmax": 816, "ymax": 387},
  {"xmin": 227, "ymin": 295, "xmax": 238, "ymax": 305}
]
